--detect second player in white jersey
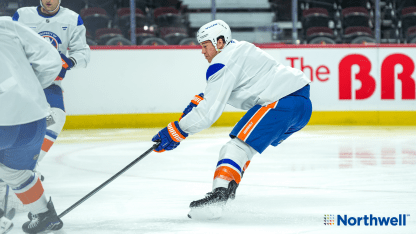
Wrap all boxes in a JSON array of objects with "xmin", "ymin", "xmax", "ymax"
[
  {"xmin": 12, "ymin": 0, "xmax": 91, "ymax": 169},
  {"xmin": 12, "ymin": 0, "xmax": 90, "ymax": 88}
]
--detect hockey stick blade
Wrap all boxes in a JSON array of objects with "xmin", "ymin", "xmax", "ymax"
[{"xmin": 58, "ymin": 141, "xmax": 161, "ymax": 219}]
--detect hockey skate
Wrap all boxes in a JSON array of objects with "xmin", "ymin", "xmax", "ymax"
[
  {"xmin": 188, "ymin": 180, "xmax": 238, "ymax": 220},
  {"xmin": 22, "ymin": 198, "xmax": 63, "ymax": 234},
  {"xmin": 0, "ymin": 210, "xmax": 13, "ymax": 234}
]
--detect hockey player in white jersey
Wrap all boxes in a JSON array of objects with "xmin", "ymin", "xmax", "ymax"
[
  {"xmin": 151, "ymin": 20, "xmax": 312, "ymax": 219},
  {"xmin": 0, "ymin": 17, "xmax": 63, "ymax": 233},
  {"xmin": 12, "ymin": 0, "xmax": 90, "ymax": 168}
]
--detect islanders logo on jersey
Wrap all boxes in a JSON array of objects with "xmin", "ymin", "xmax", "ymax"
[{"xmin": 39, "ymin": 31, "xmax": 62, "ymax": 50}]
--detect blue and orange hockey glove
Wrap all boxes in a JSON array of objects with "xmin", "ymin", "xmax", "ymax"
[
  {"xmin": 179, "ymin": 93, "xmax": 204, "ymax": 121},
  {"xmin": 56, "ymin": 53, "xmax": 75, "ymax": 80},
  {"xmin": 152, "ymin": 121, "xmax": 189, "ymax": 153}
]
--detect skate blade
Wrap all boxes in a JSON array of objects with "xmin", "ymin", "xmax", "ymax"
[
  {"xmin": 187, "ymin": 206, "xmax": 223, "ymax": 220},
  {"xmin": 1, "ymin": 221, "xmax": 13, "ymax": 234}
]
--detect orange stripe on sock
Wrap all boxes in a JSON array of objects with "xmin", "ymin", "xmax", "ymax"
[
  {"xmin": 15, "ymin": 178, "xmax": 44, "ymax": 205},
  {"xmin": 213, "ymin": 166, "xmax": 241, "ymax": 184},
  {"xmin": 243, "ymin": 161, "xmax": 251, "ymax": 172},
  {"xmin": 41, "ymin": 138, "xmax": 54, "ymax": 152}
]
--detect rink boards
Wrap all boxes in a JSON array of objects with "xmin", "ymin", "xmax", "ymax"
[{"xmin": 63, "ymin": 45, "xmax": 416, "ymax": 129}]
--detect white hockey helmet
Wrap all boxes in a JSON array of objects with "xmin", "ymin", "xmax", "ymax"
[
  {"xmin": 197, "ymin": 20, "xmax": 232, "ymax": 51},
  {"xmin": 40, "ymin": 0, "xmax": 61, "ymax": 13}
]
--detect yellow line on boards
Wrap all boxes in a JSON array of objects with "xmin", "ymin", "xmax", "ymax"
[{"xmin": 64, "ymin": 111, "xmax": 416, "ymax": 129}]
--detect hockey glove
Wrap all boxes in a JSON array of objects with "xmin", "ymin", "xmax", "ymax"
[
  {"xmin": 56, "ymin": 53, "xmax": 75, "ymax": 80},
  {"xmin": 152, "ymin": 121, "xmax": 188, "ymax": 153},
  {"xmin": 179, "ymin": 93, "xmax": 204, "ymax": 121}
]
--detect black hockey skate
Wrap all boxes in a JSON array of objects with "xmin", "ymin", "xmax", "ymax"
[
  {"xmin": 22, "ymin": 198, "xmax": 63, "ymax": 234},
  {"xmin": 188, "ymin": 180, "xmax": 238, "ymax": 220}
]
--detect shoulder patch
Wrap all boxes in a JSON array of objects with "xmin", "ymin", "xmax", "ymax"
[
  {"xmin": 77, "ymin": 15, "xmax": 84, "ymax": 26},
  {"xmin": 206, "ymin": 63, "xmax": 225, "ymax": 81},
  {"xmin": 12, "ymin": 11, "xmax": 19, "ymax": 21}
]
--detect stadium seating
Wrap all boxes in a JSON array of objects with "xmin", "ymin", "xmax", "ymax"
[
  {"xmin": 80, "ymin": 7, "xmax": 111, "ymax": 36},
  {"xmin": 106, "ymin": 36, "xmax": 133, "ymax": 45},
  {"xmin": 153, "ymin": 6, "xmax": 183, "ymax": 27},
  {"xmin": 129, "ymin": 28, "xmax": 156, "ymax": 45},
  {"xmin": 302, "ymin": 8, "xmax": 335, "ymax": 43},
  {"xmin": 116, "ymin": 7, "xmax": 147, "ymax": 37},
  {"xmin": 179, "ymin": 38, "xmax": 199, "ymax": 45},
  {"xmin": 306, "ymin": 27, "xmax": 335, "ymax": 44},
  {"xmin": 341, "ymin": 6, "xmax": 374, "ymax": 43},
  {"xmin": 401, "ymin": 6, "xmax": 416, "ymax": 42},
  {"xmin": 407, "ymin": 26, "xmax": 416, "ymax": 43},
  {"xmin": 159, "ymin": 26, "xmax": 188, "ymax": 45},
  {"xmin": 14, "ymin": 0, "xmax": 416, "ymax": 45},
  {"xmin": 343, "ymin": 26, "xmax": 376, "ymax": 43},
  {"xmin": 141, "ymin": 37, "xmax": 168, "ymax": 45},
  {"xmin": 306, "ymin": 0, "xmax": 338, "ymax": 18},
  {"xmin": 95, "ymin": 28, "xmax": 124, "ymax": 45}
]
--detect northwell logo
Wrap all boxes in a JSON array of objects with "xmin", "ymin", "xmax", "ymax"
[{"xmin": 325, "ymin": 214, "xmax": 410, "ymax": 226}]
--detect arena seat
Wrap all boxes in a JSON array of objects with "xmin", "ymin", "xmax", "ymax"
[
  {"xmin": 342, "ymin": 7, "xmax": 370, "ymax": 29},
  {"xmin": 116, "ymin": 7, "xmax": 147, "ymax": 37},
  {"xmin": 80, "ymin": 7, "xmax": 110, "ymax": 36},
  {"xmin": 179, "ymin": 38, "xmax": 199, "ymax": 45},
  {"xmin": 308, "ymin": 36, "xmax": 336, "ymax": 44},
  {"xmin": 343, "ymin": 26, "xmax": 374, "ymax": 43},
  {"xmin": 159, "ymin": 26, "xmax": 188, "ymax": 45},
  {"xmin": 306, "ymin": 26, "xmax": 334, "ymax": 43},
  {"xmin": 340, "ymin": 0, "xmax": 367, "ymax": 9},
  {"xmin": 401, "ymin": 7, "xmax": 416, "ymax": 42},
  {"xmin": 141, "ymin": 37, "xmax": 169, "ymax": 45},
  {"xmin": 302, "ymin": 8, "xmax": 334, "ymax": 44},
  {"xmin": 406, "ymin": 26, "xmax": 416, "ymax": 43},
  {"xmin": 95, "ymin": 28, "xmax": 123, "ymax": 45},
  {"xmin": 129, "ymin": 28, "xmax": 156, "ymax": 45},
  {"xmin": 153, "ymin": 7, "xmax": 183, "ymax": 27},
  {"xmin": 306, "ymin": 0, "xmax": 338, "ymax": 18},
  {"xmin": 106, "ymin": 37, "xmax": 133, "ymax": 45}
]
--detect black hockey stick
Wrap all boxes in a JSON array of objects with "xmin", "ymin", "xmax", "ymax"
[{"xmin": 58, "ymin": 141, "xmax": 161, "ymax": 218}]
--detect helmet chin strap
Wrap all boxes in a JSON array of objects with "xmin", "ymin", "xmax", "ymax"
[{"xmin": 40, "ymin": 0, "xmax": 61, "ymax": 13}]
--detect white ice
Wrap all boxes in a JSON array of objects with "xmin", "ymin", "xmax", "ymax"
[{"xmin": 6, "ymin": 126, "xmax": 416, "ymax": 234}]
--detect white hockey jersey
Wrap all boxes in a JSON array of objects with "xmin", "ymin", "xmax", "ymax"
[
  {"xmin": 179, "ymin": 40, "xmax": 311, "ymax": 135},
  {"xmin": 12, "ymin": 6, "xmax": 90, "ymax": 87},
  {"xmin": 0, "ymin": 17, "xmax": 61, "ymax": 126}
]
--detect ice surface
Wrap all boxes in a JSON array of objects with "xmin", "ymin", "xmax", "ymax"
[{"xmin": 6, "ymin": 126, "xmax": 416, "ymax": 234}]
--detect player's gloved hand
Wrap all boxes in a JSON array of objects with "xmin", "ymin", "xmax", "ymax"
[
  {"xmin": 179, "ymin": 93, "xmax": 204, "ymax": 121},
  {"xmin": 56, "ymin": 53, "xmax": 75, "ymax": 80},
  {"xmin": 152, "ymin": 121, "xmax": 188, "ymax": 153}
]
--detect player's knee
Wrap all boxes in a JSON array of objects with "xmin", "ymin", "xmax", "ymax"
[
  {"xmin": 48, "ymin": 107, "xmax": 66, "ymax": 134},
  {"xmin": 219, "ymin": 138, "xmax": 256, "ymax": 166},
  {"xmin": 229, "ymin": 138, "xmax": 257, "ymax": 161},
  {"xmin": 0, "ymin": 164, "xmax": 33, "ymax": 189}
]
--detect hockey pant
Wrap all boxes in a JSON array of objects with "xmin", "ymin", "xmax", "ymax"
[
  {"xmin": 0, "ymin": 118, "xmax": 49, "ymax": 214},
  {"xmin": 39, "ymin": 85, "xmax": 66, "ymax": 162},
  {"xmin": 213, "ymin": 85, "xmax": 312, "ymax": 190}
]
